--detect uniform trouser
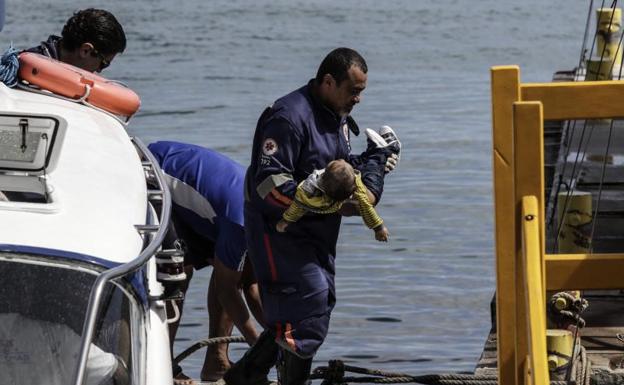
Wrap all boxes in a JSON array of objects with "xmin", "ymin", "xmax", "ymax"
[{"xmin": 245, "ymin": 204, "xmax": 336, "ymax": 359}]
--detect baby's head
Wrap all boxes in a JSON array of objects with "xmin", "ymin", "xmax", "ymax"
[{"xmin": 321, "ymin": 159, "xmax": 356, "ymax": 201}]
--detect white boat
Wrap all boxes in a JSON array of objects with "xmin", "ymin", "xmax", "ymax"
[{"xmin": 0, "ymin": 81, "xmax": 177, "ymax": 385}]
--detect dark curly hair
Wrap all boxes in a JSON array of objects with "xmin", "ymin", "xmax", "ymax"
[{"xmin": 60, "ymin": 8, "xmax": 126, "ymax": 55}]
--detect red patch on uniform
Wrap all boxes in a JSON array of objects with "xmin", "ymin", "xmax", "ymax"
[{"xmin": 262, "ymin": 138, "xmax": 278, "ymax": 155}]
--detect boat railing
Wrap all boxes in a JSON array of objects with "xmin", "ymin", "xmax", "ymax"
[
  {"xmin": 72, "ymin": 136, "xmax": 171, "ymax": 385},
  {"xmin": 491, "ymin": 65, "xmax": 624, "ymax": 385}
]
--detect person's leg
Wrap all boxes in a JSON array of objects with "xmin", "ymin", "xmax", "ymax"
[
  {"xmin": 214, "ymin": 257, "xmax": 259, "ymax": 344},
  {"xmin": 277, "ymin": 348, "xmax": 313, "ymax": 385},
  {"xmin": 204, "ymin": 221, "xmax": 262, "ymax": 380},
  {"xmin": 241, "ymin": 257, "xmax": 266, "ymax": 327},
  {"xmin": 201, "ymin": 265, "xmax": 235, "ymax": 381},
  {"xmin": 348, "ymin": 126, "xmax": 401, "ymax": 206},
  {"xmin": 223, "ymin": 328, "xmax": 279, "ymax": 385}
]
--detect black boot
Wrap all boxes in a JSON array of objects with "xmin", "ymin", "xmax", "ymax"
[
  {"xmin": 223, "ymin": 330, "xmax": 279, "ymax": 385},
  {"xmin": 277, "ymin": 349, "xmax": 312, "ymax": 385}
]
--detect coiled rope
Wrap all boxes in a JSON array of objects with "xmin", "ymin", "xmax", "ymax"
[
  {"xmin": 0, "ymin": 45, "xmax": 19, "ymax": 87},
  {"xmin": 310, "ymin": 360, "xmax": 576, "ymax": 385},
  {"xmin": 174, "ymin": 337, "xmax": 590, "ymax": 385},
  {"xmin": 548, "ymin": 291, "xmax": 589, "ymax": 328},
  {"xmin": 172, "ymin": 335, "xmax": 246, "ymax": 366}
]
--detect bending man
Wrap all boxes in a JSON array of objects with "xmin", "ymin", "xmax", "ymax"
[{"xmin": 149, "ymin": 141, "xmax": 265, "ymax": 382}]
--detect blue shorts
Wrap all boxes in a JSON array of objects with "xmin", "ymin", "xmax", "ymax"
[
  {"xmin": 169, "ymin": 215, "xmax": 247, "ymax": 272},
  {"xmin": 215, "ymin": 218, "xmax": 247, "ymax": 272}
]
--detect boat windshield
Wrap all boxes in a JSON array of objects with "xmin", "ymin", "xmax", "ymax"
[{"xmin": 0, "ymin": 253, "xmax": 136, "ymax": 385}]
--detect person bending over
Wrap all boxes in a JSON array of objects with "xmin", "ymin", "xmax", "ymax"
[
  {"xmin": 276, "ymin": 159, "xmax": 389, "ymax": 242},
  {"xmin": 149, "ymin": 141, "xmax": 265, "ymax": 383}
]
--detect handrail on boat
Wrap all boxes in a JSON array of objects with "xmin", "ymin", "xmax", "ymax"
[{"xmin": 72, "ymin": 137, "xmax": 171, "ymax": 385}]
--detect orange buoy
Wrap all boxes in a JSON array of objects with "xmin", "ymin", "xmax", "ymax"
[{"xmin": 18, "ymin": 52, "xmax": 141, "ymax": 118}]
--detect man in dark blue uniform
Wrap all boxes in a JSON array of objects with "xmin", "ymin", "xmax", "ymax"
[
  {"xmin": 225, "ymin": 48, "xmax": 399, "ymax": 385},
  {"xmin": 24, "ymin": 8, "xmax": 125, "ymax": 73},
  {"xmin": 149, "ymin": 141, "xmax": 265, "ymax": 382}
]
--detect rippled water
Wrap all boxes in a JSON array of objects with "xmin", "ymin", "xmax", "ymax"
[{"xmin": 2, "ymin": 0, "xmax": 588, "ymax": 379}]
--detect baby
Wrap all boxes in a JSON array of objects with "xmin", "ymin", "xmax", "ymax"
[{"xmin": 276, "ymin": 159, "xmax": 389, "ymax": 241}]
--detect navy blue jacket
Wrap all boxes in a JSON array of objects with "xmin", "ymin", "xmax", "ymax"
[{"xmin": 246, "ymin": 81, "xmax": 355, "ymax": 252}]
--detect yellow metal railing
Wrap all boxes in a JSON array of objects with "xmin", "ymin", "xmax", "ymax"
[
  {"xmin": 491, "ymin": 66, "xmax": 624, "ymax": 385},
  {"xmin": 521, "ymin": 196, "xmax": 549, "ymax": 385}
]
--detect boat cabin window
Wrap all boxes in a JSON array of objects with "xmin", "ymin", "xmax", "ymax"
[
  {"xmin": 0, "ymin": 115, "xmax": 62, "ymax": 204},
  {"xmin": 0, "ymin": 253, "xmax": 140, "ymax": 385}
]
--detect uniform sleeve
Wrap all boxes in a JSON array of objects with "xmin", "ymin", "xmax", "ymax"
[{"xmin": 251, "ymin": 117, "xmax": 302, "ymax": 216}]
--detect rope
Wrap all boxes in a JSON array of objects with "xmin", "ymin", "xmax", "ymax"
[
  {"xmin": 0, "ymin": 45, "xmax": 19, "ymax": 87},
  {"xmin": 173, "ymin": 335, "xmax": 246, "ymax": 366},
  {"xmin": 311, "ymin": 361, "xmax": 573, "ymax": 385},
  {"xmin": 548, "ymin": 292, "xmax": 589, "ymax": 328}
]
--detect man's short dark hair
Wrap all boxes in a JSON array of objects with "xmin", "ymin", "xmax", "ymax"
[
  {"xmin": 61, "ymin": 8, "xmax": 126, "ymax": 55},
  {"xmin": 315, "ymin": 47, "xmax": 368, "ymax": 86}
]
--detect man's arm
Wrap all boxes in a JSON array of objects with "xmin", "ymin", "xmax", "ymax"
[{"xmin": 250, "ymin": 117, "xmax": 302, "ymax": 218}]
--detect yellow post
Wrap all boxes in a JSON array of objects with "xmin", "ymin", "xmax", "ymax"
[
  {"xmin": 546, "ymin": 329, "xmax": 574, "ymax": 379},
  {"xmin": 491, "ymin": 66, "xmax": 521, "ymax": 385},
  {"xmin": 556, "ymin": 191, "xmax": 592, "ymax": 253},
  {"xmin": 595, "ymin": 8, "xmax": 622, "ymax": 77},
  {"xmin": 521, "ymin": 196, "xmax": 549, "ymax": 385},
  {"xmin": 514, "ymin": 101, "xmax": 545, "ymax": 385}
]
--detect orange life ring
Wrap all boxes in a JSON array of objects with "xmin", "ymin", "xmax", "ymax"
[{"xmin": 18, "ymin": 52, "xmax": 141, "ymax": 118}]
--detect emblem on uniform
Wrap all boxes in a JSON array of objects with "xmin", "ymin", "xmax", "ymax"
[{"xmin": 262, "ymin": 138, "xmax": 278, "ymax": 156}]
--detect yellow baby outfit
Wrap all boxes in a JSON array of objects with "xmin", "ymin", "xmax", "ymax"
[{"xmin": 282, "ymin": 170, "xmax": 383, "ymax": 230}]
